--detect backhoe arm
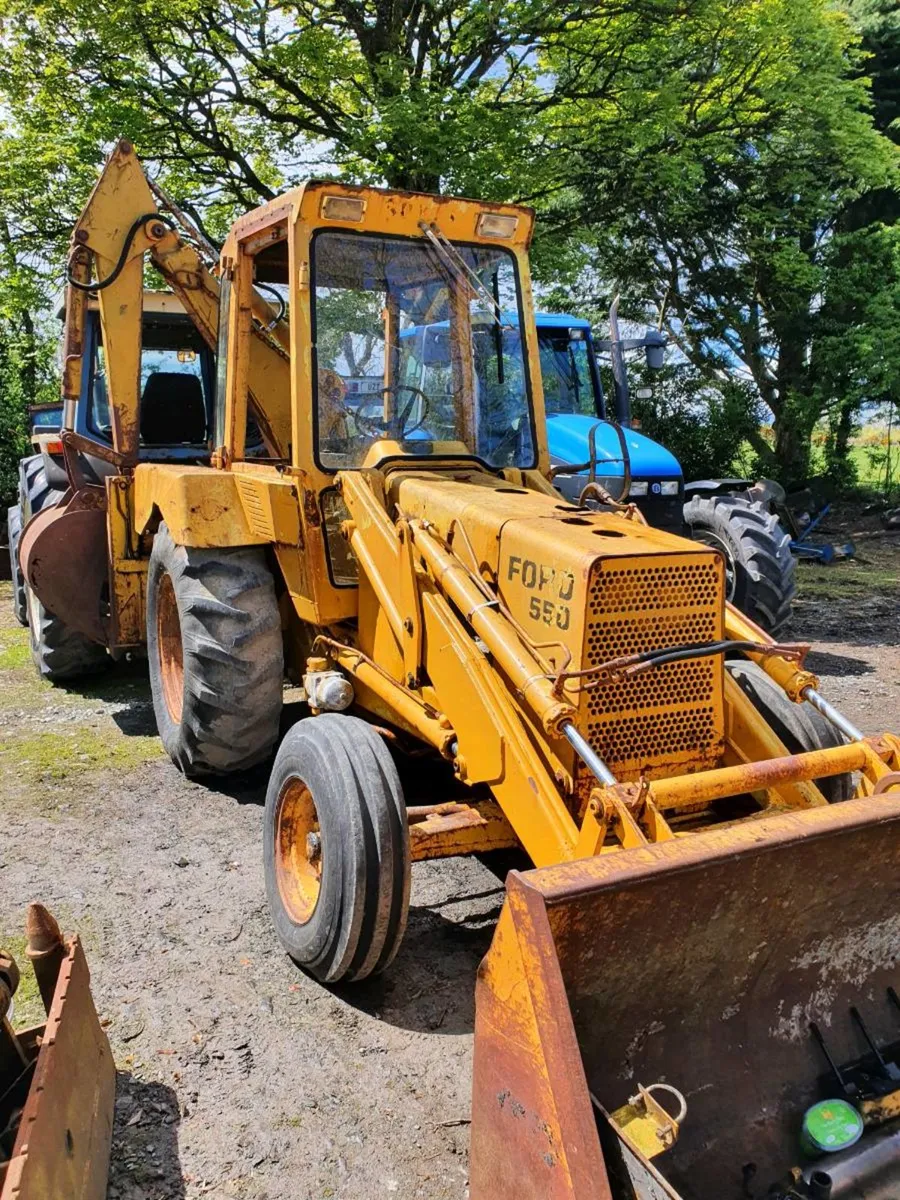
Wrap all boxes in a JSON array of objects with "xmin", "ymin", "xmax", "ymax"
[{"xmin": 62, "ymin": 138, "xmax": 291, "ymax": 463}]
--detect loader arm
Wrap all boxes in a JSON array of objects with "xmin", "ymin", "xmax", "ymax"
[
  {"xmin": 62, "ymin": 138, "xmax": 291, "ymax": 463},
  {"xmin": 338, "ymin": 465, "xmax": 900, "ymax": 872}
]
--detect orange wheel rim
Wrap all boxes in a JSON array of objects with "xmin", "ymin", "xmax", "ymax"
[
  {"xmin": 275, "ymin": 779, "xmax": 322, "ymax": 924},
  {"xmin": 156, "ymin": 572, "xmax": 184, "ymax": 724}
]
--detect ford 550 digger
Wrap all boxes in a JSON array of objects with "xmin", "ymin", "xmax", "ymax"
[{"xmin": 19, "ymin": 142, "xmax": 900, "ymax": 1198}]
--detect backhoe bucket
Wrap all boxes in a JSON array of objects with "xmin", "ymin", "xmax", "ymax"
[
  {"xmin": 470, "ymin": 792, "xmax": 900, "ymax": 1200},
  {"xmin": 18, "ymin": 486, "xmax": 109, "ymax": 645}
]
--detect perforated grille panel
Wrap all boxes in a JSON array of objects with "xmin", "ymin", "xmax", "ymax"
[{"xmin": 578, "ymin": 553, "xmax": 725, "ymax": 779}]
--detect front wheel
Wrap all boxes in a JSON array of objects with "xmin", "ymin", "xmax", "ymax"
[
  {"xmin": 726, "ymin": 661, "xmax": 853, "ymax": 803},
  {"xmin": 264, "ymin": 714, "xmax": 410, "ymax": 983}
]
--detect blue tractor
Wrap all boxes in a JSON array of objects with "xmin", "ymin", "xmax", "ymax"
[{"xmin": 535, "ymin": 310, "xmax": 796, "ymax": 634}]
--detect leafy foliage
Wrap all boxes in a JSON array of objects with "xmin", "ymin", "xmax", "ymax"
[
  {"xmin": 542, "ymin": 0, "xmax": 900, "ymax": 483},
  {"xmin": 0, "ymin": 0, "xmax": 896, "ymax": 499}
]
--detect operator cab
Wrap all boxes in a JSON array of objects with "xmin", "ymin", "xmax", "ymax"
[
  {"xmin": 310, "ymin": 231, "xmax": 536, "ymax": 472},
  {"xmin": 535, "ymin": 313, "xmax": 684, "ymax": 529}
]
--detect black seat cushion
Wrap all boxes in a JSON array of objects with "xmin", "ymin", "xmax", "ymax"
[{"xmin": 140, "ymin": 372, "xmax": 207, "ymax": 446}]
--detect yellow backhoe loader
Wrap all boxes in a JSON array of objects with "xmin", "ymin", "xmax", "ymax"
[{"xmin": 19, "ymin": 141, "xmax": 900, "ymax": 1198}]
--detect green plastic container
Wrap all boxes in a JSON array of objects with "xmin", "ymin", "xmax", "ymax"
[{"xmin": 800, "ymin": 1099, "xmax": 864, "ymax": 1157}]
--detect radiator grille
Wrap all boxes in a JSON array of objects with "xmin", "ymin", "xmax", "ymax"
[{"xmin": 578, "ymin": 553, "xmax": 725, "ymax": 779}]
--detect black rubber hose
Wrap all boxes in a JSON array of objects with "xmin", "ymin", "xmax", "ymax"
[
  {"xmin": 253, "ymin": 282, "xmax": 287, "ymax": 325},
  {"xmin": 66, "ymin": 212, "xmax": 177, "ymax": 293}
]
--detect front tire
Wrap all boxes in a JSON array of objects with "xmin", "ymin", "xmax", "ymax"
[
  {"xmin": 684, "ymin": 495, "xmax": 795, "ymax": 635},
  {"xmin": 264, "ymin": 715, "xmax": 411, "ymax": 983},
  {"xmin": 146, "ymin": 524, "xmax": 283, "ymax": 776}
]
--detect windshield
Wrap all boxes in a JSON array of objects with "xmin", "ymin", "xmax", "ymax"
[
  {"xmin": 539, "ymin": 329, "xmax": 599, "ymax": 418},
  {"xmin": 312, "ymin": 230, "xmax": 535, "ymax": 470}
]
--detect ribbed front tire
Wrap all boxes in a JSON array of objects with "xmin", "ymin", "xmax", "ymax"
[
  {"xmin": 264, "ymin": 715, "xmax": 410, "ymax": 983},
  {"xmin": 726, "ymin": 661, "xmax": 853, "ymax": 803},
  {"xmin": 146, "ymin": 524, "xmax": 283, "ymax": 776}
]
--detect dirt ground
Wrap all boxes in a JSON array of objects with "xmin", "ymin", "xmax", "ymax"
[{"xmin": 1, "ymin": 507, "xmax": 899, "ymax": 1200}]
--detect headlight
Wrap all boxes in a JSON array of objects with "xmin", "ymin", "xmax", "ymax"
[
  {"xmin": 628, "ymin": 481, "xmax": 649, "ymax": 497},
  {"xmin": 659, "ymin": 480, "xmax": 680, "ymax": 496}
]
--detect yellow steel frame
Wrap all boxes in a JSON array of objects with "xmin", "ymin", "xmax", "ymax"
[{"xmin": 58, "ymin": 141, "xmax": 900, "ymax": 875}]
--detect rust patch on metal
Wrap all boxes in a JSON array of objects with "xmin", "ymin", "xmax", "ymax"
[
  {"xmin": 156, "ymin": 570, "xmax": 184, "ymax": 724},
  {"xmin": 2, "ymin": 913, "xmax": 114, "ymax": 1200},
  {"xmin": 18, "ymin": 490, "xmax": 110, "ymax": 646}
]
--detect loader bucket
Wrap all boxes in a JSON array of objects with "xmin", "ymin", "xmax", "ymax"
[
  {"xmin": 18, "ymin": 486, "xmax": 109, "ymax": 645},
  {"xmin": 470, "ymin": 792, "xmax": 900, "ymax": 1200},
  {"xmin": 1, "ymin": 927, "xmax": 115, "ymax": 1199}
]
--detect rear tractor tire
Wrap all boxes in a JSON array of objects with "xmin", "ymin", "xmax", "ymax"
[
  {"xmin": 726, "ymin": 660, "xmax": 854, "ymax": 803},
  {"xmin": 7, "ymin": 505, "xmax": 26, "ymax": 626},
  {"xmin": 264, "ymin": 714, "xmax": 411, "ymax": 983},
  {"xmin": 20, "ymin": 459, "xmax": 109, "ymax": 683},
  {"xmin": 146, "ymin": 524, "xmax": 284, "ymax": 776},
  {"xmin": 683, "ymin": 494, "xmax": 795, "ymax": 635}
]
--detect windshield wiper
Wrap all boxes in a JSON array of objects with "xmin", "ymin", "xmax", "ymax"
[
  {"xmin": 418, "ymin": 222, "xmax": 507, "ymax": 324},
  {"xmin": 419, "ymin": 222, "xmax": 509, "ymax": 386}
]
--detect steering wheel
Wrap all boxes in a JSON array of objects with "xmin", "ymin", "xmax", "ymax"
[{"xmin": 351, "ymin": 385, "xmax": 432, "ymax": 440}]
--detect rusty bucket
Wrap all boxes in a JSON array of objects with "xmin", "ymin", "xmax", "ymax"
[{"xmin": 470, "ymin": 792, "xmax": 900, "ymax": 1200}]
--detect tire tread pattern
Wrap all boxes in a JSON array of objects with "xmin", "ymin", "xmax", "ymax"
[
  {"xmin": 147, "ymin": 524, "xmax": 283, "ymax": 776},
  {"xmin": 264, "ymin": 714, "xmax": 410, "ymax": 983},
  {"xmin": 684, "ymin": 494, "xmax": 796, "ymax": 634}
]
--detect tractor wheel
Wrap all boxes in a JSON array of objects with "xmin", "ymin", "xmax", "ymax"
[
  {"xmin": 146, "ymin": 523, "xmax": 283, "ymax": 776},
  {"xmin": 19, "ymin": 454, "xmax": 56, "ymax": 523},
  {"xmin": 20, "ymin": 458, "xmax": 109, "ymax": 683},
  {"xmin": 264, "ymin": 714, "xmax": 411, "ymax": 983},
  {"xmin": 683, "ymin": 495, "xmax": 795, "ymax": 635},
  {"xmin": 726, "ymin": 661, "xmax": 853, "ymax": 803},
  {"xmin": 7, "ymin": 505, "xmax": 27, "ymax": 625},
  {"xmin": 27, "ymin": 587, "xmax": 110, "ymax": 682}
]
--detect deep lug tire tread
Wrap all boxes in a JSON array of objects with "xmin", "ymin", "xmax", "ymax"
[
  {"xmin": 684, "ymin": 494, "xmax": 795, "ymax": 635},
  {"xmin": 146, "ymin": 524, "xmax": 283, "ymax": 776}
]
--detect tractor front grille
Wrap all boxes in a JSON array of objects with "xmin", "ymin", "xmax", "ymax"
[{"xmin": 578, "ymin": 552, "xmax": 725, "ymax": 780}]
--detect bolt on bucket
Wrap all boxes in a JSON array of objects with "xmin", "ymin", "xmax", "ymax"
[{"xmin": 469, "ymin": 791, "xmax": 900, "ymax": 1200}]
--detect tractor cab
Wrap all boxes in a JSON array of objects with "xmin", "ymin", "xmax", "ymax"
[
  {"xmin": 75, "ymin": 292, "xmax": 216, "ymax": 462},
  {"xmin": 534, "ymin": 313, "xmax": 684, "ymax": 527},
  {"xmin": 310, "ymin": 234, "xmax": 536, "ymax": 472}
]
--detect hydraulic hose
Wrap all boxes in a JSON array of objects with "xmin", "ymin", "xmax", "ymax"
[{"xmin": 66, "ymin": 212, "xmax": 177, "ymax": 293}]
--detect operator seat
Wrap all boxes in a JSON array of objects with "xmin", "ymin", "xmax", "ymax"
[{"xmin": 140, "ymin": 372, "xmax": 207, "ymax": 446}]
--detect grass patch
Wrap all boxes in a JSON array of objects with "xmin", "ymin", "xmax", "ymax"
[
  {"xmin": 0, "ymin": 726, "xmax": 164, "ymax": 785},
  {"xmin": 0, "ymin": 622, "xmax": 30, "ymax": 670},
  {"xmin": 1, "ymin": 934, "xmax": 46, "ymax": 1031},
  {"xmin": 796, "ymin": 560, "xmax": 900, "ymax": 601}
]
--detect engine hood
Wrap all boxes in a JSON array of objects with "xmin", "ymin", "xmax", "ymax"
[{"xmin": 546, "ymin": 414, "xmax": 682, "ymax": 479}]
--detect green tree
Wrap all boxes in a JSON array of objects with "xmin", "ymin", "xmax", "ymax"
[
  {"xmin": 0, "ymin": 0, "xmax": 897, "ymax": 496},
  {"xmin": 545, "ymin": 0, "xmax": 899, "ymax": 483}
]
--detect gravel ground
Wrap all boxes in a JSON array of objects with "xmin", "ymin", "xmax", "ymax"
[{"xmin": 1, "ymin": 514, "xmax": 898, "ymax": 1200}]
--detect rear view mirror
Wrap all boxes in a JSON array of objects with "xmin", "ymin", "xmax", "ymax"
[{"xmin": 644, "ymin": 328, "xmax": 666, "ymax": 371}]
